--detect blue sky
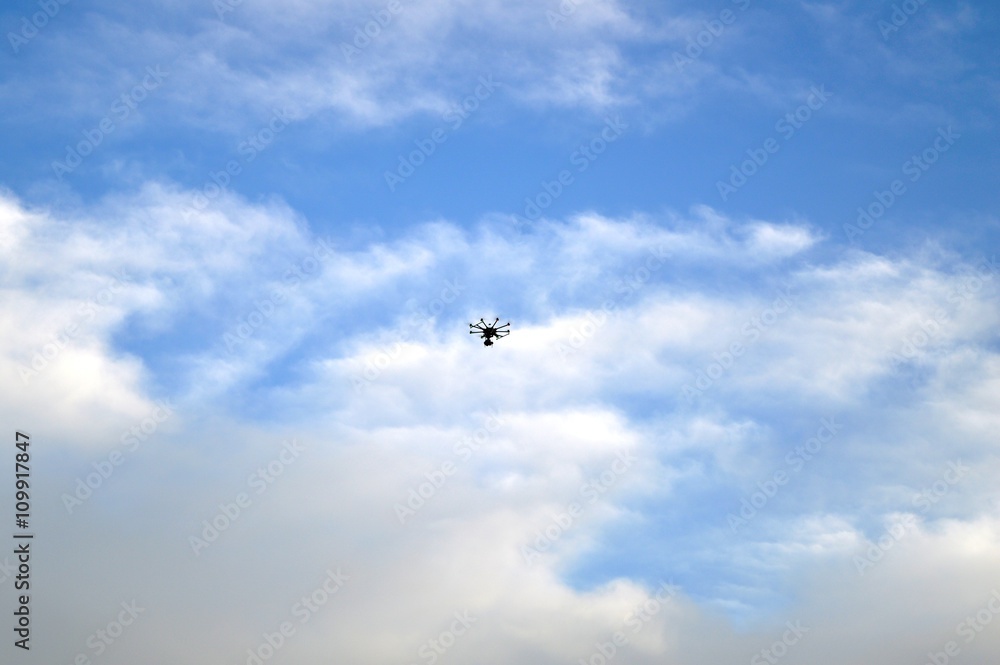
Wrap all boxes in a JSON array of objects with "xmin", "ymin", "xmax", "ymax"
[{"xmin": 2, "ymin": 0, "xmax": 1000, "ymax": 663}]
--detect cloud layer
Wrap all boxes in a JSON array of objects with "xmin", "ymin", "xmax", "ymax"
[{"xmin": 3, "ymin": 184, "xmax": 999, "ymax": 663}]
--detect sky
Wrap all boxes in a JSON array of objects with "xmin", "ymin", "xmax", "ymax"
[{"xmin": 1, "ymin": 0, "xmax": 1000, "ymax": 663}]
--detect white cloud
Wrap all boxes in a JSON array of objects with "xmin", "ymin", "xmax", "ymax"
[{"xmin": 4, "ymin": 184, "xmax": 1000, "ymax": 663}]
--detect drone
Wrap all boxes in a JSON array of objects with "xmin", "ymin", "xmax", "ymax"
[{"xmin": 470, "ymin": 318, "xmax": 510, "ymax": 346}]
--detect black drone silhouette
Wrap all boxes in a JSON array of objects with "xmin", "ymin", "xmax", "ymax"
[{"xmin": 470, "ymin": 318, "xmax": 510, "ymax": 346}]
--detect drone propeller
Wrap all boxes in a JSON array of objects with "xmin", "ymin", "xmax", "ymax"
[{"xmin": 469, "ymin": 317, "xmax": 511, "ymax": 345}]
